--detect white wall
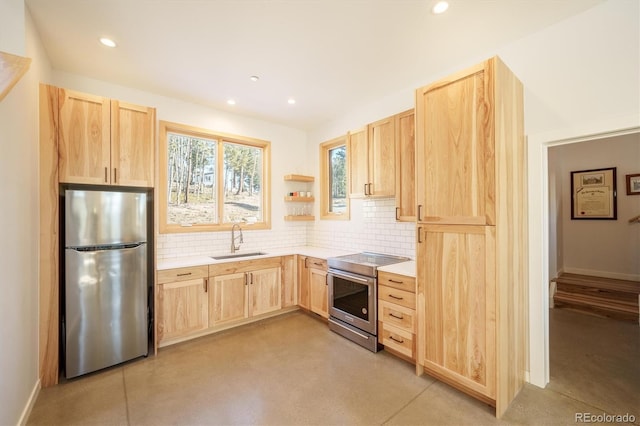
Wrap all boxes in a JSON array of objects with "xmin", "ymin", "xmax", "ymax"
[
  {"xmin": 0, "ymin": 2, "xmax": 52, "ymax": 424},
  {"xmin": 550, "ymin": 134, "xmax": 640, "ymax": 281}
]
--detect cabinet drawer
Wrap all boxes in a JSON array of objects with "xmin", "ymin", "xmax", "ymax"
[
  {"xmin": 305, "ymin": 257, "xmax": 327, "ymax": 270},
  {"xmin": 378, "ymin": 271, "xmax": 415, "ymax": 293},
  {"xmin": 379, "ymin": 322, "xmax": 415, "ymax": 359},
  {"xmin": 378, "ymin": 300, "xmax": 415, "ymax": 333},
  {"xmin": 378, "ymin": 285, "xmax": 415, "ymax": 309},
  {"xmin": 157, "ymin": 265, "xmax": 209, "ymax": 284}
]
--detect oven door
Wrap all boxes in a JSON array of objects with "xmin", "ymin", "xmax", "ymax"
[{"xmin": 328, "ymin": 268, "xmax": 377, "ymax": 335}]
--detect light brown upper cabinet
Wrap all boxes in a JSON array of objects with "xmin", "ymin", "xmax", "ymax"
[
  {"xmin": 348, "ymin": 118, "xmax": 396, "ymax": 198},
  {"xmin": 394, "ymin": 109, "xmax": 415, "ymax": 222},
  {"xmin": 58, "ymin": 88, "xmax": 155, "ymax": 187},
  {"xmin": 415, "ymin": 57, "xmax": 527, "ymax": 418}
]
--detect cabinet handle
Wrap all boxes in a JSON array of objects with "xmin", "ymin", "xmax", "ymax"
[
  {"xmin": 104, "ymin": 167, "xmax": 108, "ymax": 183},
  {"xmin": 389, "ymin": 279, "xmax": 404, "ymax": 284},
  {"xmin": 249, "ymin": 273, "xmax": 254, "ymax": 285},
  {"xmin": 417, "ymin": 226, "xmax": 423, "ymax": 244},
  {"xmin": 395, "ymin": 207, "xmax": 400, "ymax": 221},
  {"xmin": 113, "ymin": 168, "xmax": 117, "ymax": 184},
  {"xmin": 389, "ymin": 312, "xmax": 404, "ymax": 320},
  {"xmin": 389, "ymin": 294, "xmax": 403, "ymax": 300},
  {"xmin": 363, "ymin": 184, "xmax": 368, "ymax": 196},
  {"xmin": 367, "ymin": 183, "xmax": 372, "ymax": 195},
  {"xmin": 389, "ymin": 335, "xmax": 405, "ymax": 344},
  {"xmin": 245, "ymin": 273, "xmax": 248, "ymax": 286},
  {"xmin": 303, "ymin": 258, "xmax": 308, "ymax": 269},
  {"xmin": 176, "ymin": 272, "xmax": 192, "ymax": 277},
  {"xmin": 313, "ymin": 262, "xmax": 323, "ymax": 266},
  {"xmin": 417, "ymin": 205, "xmax": 423, "ymax": 221},
  {"xmin": 203, "ymin": 278, "xmax": 208, "ymax": 293}
]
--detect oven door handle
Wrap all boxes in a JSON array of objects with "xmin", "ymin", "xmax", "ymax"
[
  {"xmin": 328, "ymin": 269, "xmax": 373, "ymax": 285},
  {"xmin": 330, "ymin": 318, "xmax": 371, "ymax": 340}
]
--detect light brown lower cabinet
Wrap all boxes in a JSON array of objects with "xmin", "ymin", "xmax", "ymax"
[
  {"xmin": 156, "ymin": 265, "xmax": 210, "ymax": 345},
  {"xmin": 377, "ymin": 271, "xmax": 416, "ymax": 361},
  {"xmin": 309, "ymin": 266, "xmax": 328, "ymax": 318},
  {"xmin": 158, "ymin": 258, "xmax": 286, "ymax": 347},
  {"xmin": 209, "ymin": 266, "xmax": 281, "ymax": 326},
  {"xmin": 281, "ymin": 255, "xmax": 296, "ymax": 308},
  {"xmin": 298, "ymin": 255, "xmax": 328, "ymax": 318}
]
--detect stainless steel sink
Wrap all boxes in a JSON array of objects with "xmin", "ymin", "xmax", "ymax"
[{"xmin": 211, "ymin": 251, "xmax": 268, "ymax": 260}]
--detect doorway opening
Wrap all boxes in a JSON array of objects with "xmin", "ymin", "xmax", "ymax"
[{"xmin": 545, "ymin": 132, "xmax": 640, "ymax": 417}]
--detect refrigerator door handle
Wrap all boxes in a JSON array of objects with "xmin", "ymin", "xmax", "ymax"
[{"xmin": 67, "ymin": 242, "xmax": 147, "ymax": 252}]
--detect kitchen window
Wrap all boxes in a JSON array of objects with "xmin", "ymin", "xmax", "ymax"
[
  {"xmin": 159, "ymin": 121, "xmax": 271, "ymax": 233},
  {"xmin": 320, "ymin": 135, "xmax": 350, "ymax": 220}
]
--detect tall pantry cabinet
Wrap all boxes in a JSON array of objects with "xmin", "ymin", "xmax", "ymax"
[{"xmin": 414, "ymin": 57, "xmax": 528, "ymax": 417}]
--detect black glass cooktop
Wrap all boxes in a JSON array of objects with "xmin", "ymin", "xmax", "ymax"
[{"xmin": 327, "ymin": 252, "xmax": 409, "ymax": 277}]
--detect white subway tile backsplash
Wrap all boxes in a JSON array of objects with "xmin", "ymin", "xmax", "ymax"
[{"xmin": 157, "ymin": 198, "xmax": 416, "ymax": 260}]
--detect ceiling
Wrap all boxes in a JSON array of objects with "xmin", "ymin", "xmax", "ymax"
[{"xmin": 26, "ymin": 0, "xmax": 605, "ymax": 131}]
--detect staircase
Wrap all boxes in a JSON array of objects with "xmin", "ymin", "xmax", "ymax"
[{"xmin": 552, "ymin": 273, "xmax": 640, "ymax": 324}]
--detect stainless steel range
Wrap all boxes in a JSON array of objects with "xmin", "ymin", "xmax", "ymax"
[{"xmin": 327, "ymin": 252, "xmax": 409, "ymax": 352}]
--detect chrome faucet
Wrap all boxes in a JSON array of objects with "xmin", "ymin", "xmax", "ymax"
[{"xmin": 231, "ymin": 223, "xmax": 243, "ymax": 253}]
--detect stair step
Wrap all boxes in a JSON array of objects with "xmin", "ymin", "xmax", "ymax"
[
  {"xmin": 554, "ymin": 291, "xmax": 638, "ymax": 313},
  {"xmin": 551, "ymin": 273, "xmax": 640, "ymax": 295},
  {"xmin": 555, "ymin": 283, "xmax": 638, "ymax": 303},
  {"xmin": 552, "ymin": 273, "xmax": 639, "ymax": 323}
]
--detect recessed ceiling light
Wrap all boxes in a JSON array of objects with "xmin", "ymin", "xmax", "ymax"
[
  {"xmin": 250, "ymin": 75, "xmax": 259, "ymax": 82},
  {"xmin": 227, "ymin": 99, "xmax": 236, "ymax": 105},
  {"xmin": 432, "ymin": 1, "xmax": 449, "ymax": 14},
  {"xmin": 287, "ymin": 98, "xmax": 296, "ymax": 105},
  {"xmin": 99, "ymin": 37, "xmax": 117, "ymax": 48}
]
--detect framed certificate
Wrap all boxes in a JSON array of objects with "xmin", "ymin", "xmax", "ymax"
[{"xmin": 570, "ymin": 167, "xmax": 617, "ymax": 220}]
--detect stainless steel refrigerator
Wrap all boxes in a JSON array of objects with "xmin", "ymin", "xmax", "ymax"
[{"xmin": 64, "ymin": 188, "xmax": 149, "ymax": 378}]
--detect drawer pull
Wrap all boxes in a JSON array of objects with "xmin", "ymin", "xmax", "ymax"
[
  {"xmin": 389, "ymin": 335, "xmax": 405, "ymax": 344},
  {"xmin": 389, "ymin": 279, "xmax": 404, "ymax": 284},
  {"xmin": 176, "ymin": 272, "xmax": 192, "ymax": 277},
  {"xmin": 389, "ymin": 312, "xmax": 404, "ymax": 320},
  {"xmin": 389, "ymin": 294, "xmax": 403, "ymax": 300},
  {"xmin": 313, "ymin": 262, "xmax": 323, "ymax": 266}
]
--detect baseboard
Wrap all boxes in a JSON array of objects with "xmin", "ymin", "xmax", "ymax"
[
  {"xmin": 18, "ymin": 379, "xmax": 41, "ymax": 425},
  {"xmin": 563, "ymin": 267, "xmax": 640, "ymax": 282}
]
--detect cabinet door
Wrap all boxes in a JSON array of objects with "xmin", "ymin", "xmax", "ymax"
[
  {"xmin": 395, "ymin": 109, "xmax": 416, "ymax": 221},
  {"xmin": 157, "ymin": 277, "xmax": 208, "ymax": 344},
  {"xmin": 297, "ymin": 256, "xmax": 310, "ymax": 309},
  {"xmin": 309, "ymin": 267, "xmax": 328, "ymax": 318},
  {"xmin": 281, "ymin": 256, "xmax": 296, "ymax": 308},
  {"xmin": 368, "ymin": 116, "xmax": 395, "ymax": 197},
  {"xmin": 111, "ymin": 101, "xmax": 155, "ymax": 187},
  {"xmin": 348, "ymin": 128, "xmax": 369, "ymax": 198},
  {"xmin": 210, "ymin": 273, "xmax": 248, "ymax": 326},
  {"xmin": 250, "ymin": 267, "xmax": 282, "ymax": 317},
  {"xmin": 58, "ymin": 88, "xmax": 111, "ymax": 184},
  {"xmin": 417, "ymin": 224, "xmax": 496, "ymax": 399},
  {"xmin": 415, "ymin": 61, "xmax": 494, "ymax": 225}
]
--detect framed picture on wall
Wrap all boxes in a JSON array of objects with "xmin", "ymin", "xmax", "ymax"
[
  {"xmin": 570, "ymin": 167, "xmax": 617, "ymax": 220},
  {"xmin": 626, "ymin": 173, "xmax": 640, "ymax": 195}
]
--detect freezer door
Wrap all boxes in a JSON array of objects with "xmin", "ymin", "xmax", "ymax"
[
  {"xmin": 65, "ymin": 244, "xmax": 148, "ymax": 378},
  {"xmin": 65, "ymin": 189, "xmax": 147, "ymax": 247}
]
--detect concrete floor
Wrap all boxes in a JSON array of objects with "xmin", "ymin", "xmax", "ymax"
[{"xmin": 27, "ymin": 308, "xmax": 640, "ymax": 425}]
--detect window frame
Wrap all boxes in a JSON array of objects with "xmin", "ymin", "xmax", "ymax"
[
  {"xmin": 159, "ymin": 120, "xmax": 271, "ymax": 233},
  {"xmin": 320, "ymin": 135, "xmax": 350, "ymax": 220}
]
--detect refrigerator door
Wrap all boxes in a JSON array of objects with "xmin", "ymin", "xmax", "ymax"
[
  {"xmin": 65, "ymin": 189, "xmax": 147, "ymax": 247},
  {"xmin": 65, "ymin": 244, "xmax": 148, "ymax": 378}
]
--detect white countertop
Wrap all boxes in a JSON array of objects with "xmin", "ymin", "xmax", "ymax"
[
  {"xmin": 156, "ymin": 246, "xmax": 358, "ymax": 270},
  {"xmin": 377, "ymin": 260, "xmax": 416, "ymax": 278}
]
